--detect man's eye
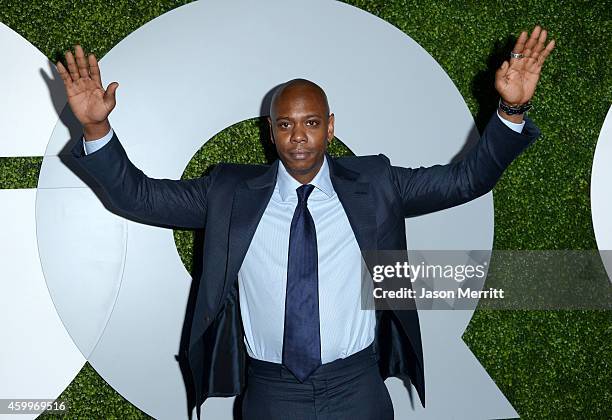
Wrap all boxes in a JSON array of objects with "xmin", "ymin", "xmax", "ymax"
[
  {"xmin": 306, "ymin": 120, "xmax": 319, "ymax": 126},
  {"xmin": 278, "ymin": 122, "xmax": 290, "ymax": 128}
]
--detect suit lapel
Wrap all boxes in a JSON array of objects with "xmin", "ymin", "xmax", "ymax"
[
  {"xmin": 224, "ymin": 155, "xmax": 378, "ymax": 295},
  {"xmin": 328, "ymin": 154, "xmax": 378, "ymax": 254},
  {"xmin": 226, "ymin": 161, "xmax": 278, "ymax": 283}
]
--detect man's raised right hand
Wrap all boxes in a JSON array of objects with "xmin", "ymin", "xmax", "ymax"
[{"xmin": 56, "ymin": 45, "xmax": 118, "ymax": 140}]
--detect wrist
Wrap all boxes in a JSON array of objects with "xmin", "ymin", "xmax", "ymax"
[
  {"xmin": 83, "ymin": 120, "xmax": 111, "ymax": 141},
  {"xmin": 498, "ymin": 107, "xmax": 524, "ymax": 124},
  {"xmin": 498, "ymin": 98, "xmax": 532, "ymax": 124}
]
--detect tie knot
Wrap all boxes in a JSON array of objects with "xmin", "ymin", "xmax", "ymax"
[{"xmin": 296, "ymin": 184, "xmax": 315, "ymax": 205}]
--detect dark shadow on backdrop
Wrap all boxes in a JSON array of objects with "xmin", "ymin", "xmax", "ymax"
[
  {"xmin": 41, "ymin": 56, "xmax": 210, "ymax": 419},
  {"xmin": 230, "ymin": 84, "xmax": 281, "ymax": 419},
  {"xmin": 41, "ymin": 61, "xmax": 283, "ymax": 418},
  {"xmin": 179, "ymin": 85, "xmax": 284, "ymax": 420},
  {"xmin": 257, "ymin": 84, "xmax": 283, "ymax": 163},
  {"xmin": 449, "ymin": 34, "xmax": 519, "ymax": 164},
  {"xmin": 472, "ymin": 36, "xmax": 518, "ymax": 133}
]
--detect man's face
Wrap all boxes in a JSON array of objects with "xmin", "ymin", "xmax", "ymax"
[{"xmin": 268, "ymin": 85, "xmax": 334, "ymax": 182}]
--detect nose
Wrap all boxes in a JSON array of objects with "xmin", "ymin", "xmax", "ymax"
[{"xmin": 290, "ymin": 125, "xmax": 307, "ymax": 144}]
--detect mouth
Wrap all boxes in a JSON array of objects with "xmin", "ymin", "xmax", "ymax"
[{"xmin": 288, "ymin": 150, "xmax": 312, "ymax": 160}]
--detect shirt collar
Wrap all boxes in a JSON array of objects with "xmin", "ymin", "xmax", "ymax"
[{"xmin": 277, "ymin": 154, "xmax": 335, "ymax": 202}]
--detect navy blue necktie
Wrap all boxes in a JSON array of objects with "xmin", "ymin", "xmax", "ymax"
[{"xmin": 282, "ymin": 184, "xmax": 321, "ymax": 382}]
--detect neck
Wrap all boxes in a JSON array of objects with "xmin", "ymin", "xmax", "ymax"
[{"xmin": 283, "ymin": 156, "xmax": 325, "ymax": 185}]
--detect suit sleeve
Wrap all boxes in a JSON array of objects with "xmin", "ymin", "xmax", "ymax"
[
  {"xmin": 70, "ymin": 131, "xmax": 217, "ymax": 229},
  {"xmin": 83, "ymin": 128, "xmax": 114, "ymax": 155},
  {"xmin": 386, "ymin": 110, "xmax": 541, "ymax": 218}
]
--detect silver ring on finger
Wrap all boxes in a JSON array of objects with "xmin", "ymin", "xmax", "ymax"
[{"xmin": 510, "ymin": 51, "xmax": 524, "ymax": 59}]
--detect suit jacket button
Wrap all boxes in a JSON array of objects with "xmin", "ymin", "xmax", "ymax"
[{"xmin": 204, "ymin": 316, "xmax": 210, "ymax": 322}]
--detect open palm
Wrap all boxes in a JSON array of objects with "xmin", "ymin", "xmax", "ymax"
[
  {"xmin": 495, "ymin": 25, "xmax": 556, "ymax": 105},
  {"xmin": 56, "ymin": 45, "xmax": 118, "ymax": 127}
]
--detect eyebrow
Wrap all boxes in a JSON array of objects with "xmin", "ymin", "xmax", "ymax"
[{"xmin": 274, "ymin": 114, "xmax": 324, "ymax": 121}]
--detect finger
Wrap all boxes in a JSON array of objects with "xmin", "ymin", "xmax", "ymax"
[
  {"xmin": 515, "ymin": 47, "xmax": 532, "ymax": 71},
  {"xmin": 88, "ymin": 53, "xmax": 102, "ymax": 87},
  {"xmin": 103, "ymin": 82, "xmax": 119, "ymax": 108},
  {"xmin": 533, "ymin": 39, "xmax": 555, "ymax": 68},
  {"xmin": 524, "ymin": 25, "xmax": 542, "ymax": 52},
  {"xmin": 536, "ymin": 29, "xmax": 548, "ymax": 53},
  {"xmin": 512, "ymin": 30, "xmax": 528, "ymax": 53},
  {"xmin": 525, "ymin": 50, "xmax": 542, "ymax": 73},
  {"xmin": 539, "ymin": 39, "xmax": 556, "ymax": 62},
  {"xmin": 65, "ymin": 50, "xmax": 80, "ymax": 82},
  {"xmin": 496, "ymin": 60, "xmax": 510, "ymax": 80},
  {"xmin": 74, "ymin": 45, "xmax": 90, "ymax": 79},
  {"xmin": 511, "ymin": 31, "xmax": 528, "ymax": 66},
  {"xmin": 56, "ymin": 61, "xmax": 73, "ymax": 88}
]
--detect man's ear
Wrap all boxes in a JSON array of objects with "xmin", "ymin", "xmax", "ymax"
[
  {"xmin": 267, "ymin": 116, "xmax": 275, "ymax": 144},
  {"xmin": 327, "ymin": 113, "xmax": 335, "ymax": 144}
]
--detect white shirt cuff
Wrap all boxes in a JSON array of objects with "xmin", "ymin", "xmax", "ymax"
[
  {"xmin": 496, "ymin": 109, "xmax": 525, "ymax": 133},
  {"xmin": 83, "ymin": 128, "xmax": 114, "ymax": 155}
]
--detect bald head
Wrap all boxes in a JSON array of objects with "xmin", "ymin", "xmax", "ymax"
[
  {"xmin": 266, "ymin": 78, "xmax": 335, "ymax": 185},
  {"xmin": 269, "ymin": 78, "xmax": 330, "ymax": 120}
]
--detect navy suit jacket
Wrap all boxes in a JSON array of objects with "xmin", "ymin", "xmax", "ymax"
[{"xmin": 70, "ymin": 111, "xmax": 540, "ymax": 418}]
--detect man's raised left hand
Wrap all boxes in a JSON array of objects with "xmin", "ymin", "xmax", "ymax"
[{"xmin": 495, "ymin": 25, "xmax": 556, "ymax": 121}]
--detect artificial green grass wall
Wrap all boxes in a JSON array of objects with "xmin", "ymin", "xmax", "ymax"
[{"xmin": 0, "ymin": 0, "xmax": 610, "ymax": 418}]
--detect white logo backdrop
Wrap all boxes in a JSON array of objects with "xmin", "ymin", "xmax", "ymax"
[{"xmin": 3, "ymin": 1, "xmax": 595, "ymax": 419}]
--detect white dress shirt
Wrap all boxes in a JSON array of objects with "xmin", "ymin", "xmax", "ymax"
[
  {"xmin": 237, "ymin": 155, "xmax": 376, "ymax": 363},
  {"xmin": 82, "ymin": 111, "xmax": 525, "ymax": 363}
]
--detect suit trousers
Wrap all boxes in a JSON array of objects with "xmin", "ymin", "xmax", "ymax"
[{"xmin": 242, "ymin": 343, "xmax": 394, "ymax": 420}]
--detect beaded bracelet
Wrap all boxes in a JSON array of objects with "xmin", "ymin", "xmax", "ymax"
[{"xmin": 498, "ymin": 98, "xmax": 533, "ymax": 115}]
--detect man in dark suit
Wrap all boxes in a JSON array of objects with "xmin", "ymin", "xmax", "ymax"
[{"xmin": 57, "ymin": 25, "xmax": 554, "ymax": 419}]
